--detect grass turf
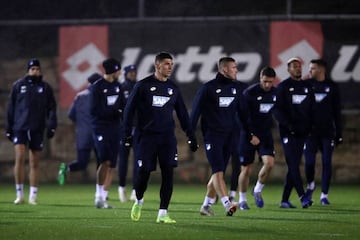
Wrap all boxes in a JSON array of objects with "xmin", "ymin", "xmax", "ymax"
[{"xmin": 0, "ymin": 183, "xmax": 359, "ymax": 240}]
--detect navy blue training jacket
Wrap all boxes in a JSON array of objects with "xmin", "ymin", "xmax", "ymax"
[
  {"xmin": 68, "ymin": 87, "xmax": 93, "ymax": 149},
  {"xmin": 89, "ymin": 78, "xmax": 125, "ymax": 129},
  {"xmin": 6, "ymin": 75, "xmax": 57, "ymax": 132},
  {"xmin": 190, "ymin": 73, "xmax": 243, "ymax": 134},
  {"xmin": 123, "ymin": 74, "xmax": 193, "ymax": 138},
  {"xmin": 273, "ymin": 77, "xmax": 315, "ymax": 137},
  {"xmin": 308, "ymin": 78, "xmax": 342, "ymax": 137},
  {"xmin": 242, "ymin": 83, "xmax": 277, "ymax": 136}
]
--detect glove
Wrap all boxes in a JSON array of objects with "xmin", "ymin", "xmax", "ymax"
[
  {"xmin": 124, "ymin": 136, "xmax": 133, "ymax": 148},
  {"xmin": 187, "ymin": 136, "xmax": 199, "ymax": 152},
  {"xmin": 6, "ymin": 130, "xmax": 13, "ymax": 142},
  {"xmin": 47, "ymin": 128, "xmax": 55, "ymax": 139},
  {"xmin": 335, "ymin": 135, "xmax": 343, "ymax": 146}
]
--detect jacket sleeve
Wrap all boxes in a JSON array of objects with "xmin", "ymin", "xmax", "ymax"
[
  {"xmin": 123, "ymin": 82, "xmax": 140, "ymax": 137},
  {"xmin": 46, "ymin": 83, "xmax": 58, "ymax": 130},
  {"xmin": 190, "ymin": 85, "xmax": 205, "ymax": 133},
  {"xmin": 174, "ymin": 88, "xmax": 193, "ymax": 138},
  {"xmin": 6, "ymin": 82, "xmax": 17, "ymax": 131},
  {"xmin": 68, "ymin": 95, "xmax": 78, "ymax": 123},
  {"xmin": 332, "ymin": 82, "xmax": 343, "ymax": 137},
  {"xmin": 273, "ymin": 83, "xmax": 291, "ymax": 128}
]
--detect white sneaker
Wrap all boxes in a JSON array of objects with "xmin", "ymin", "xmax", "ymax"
[
  {"xmin": 14, "ymin": 197, "xmax": 24, "ymax": 205},
  {"xmin": 95, "ymin": 196, "xmax": 104, "ymax": 208},
  {"xmin": 130, "ymin": 189, "xmax": 136, "ymax": 201},
  {"xmin": 103, "ymin": 201, "xmax": 113, "ymax": 209},
  {"xmin": 28, "ymin": 197, "xmax": 37, "ymax": 205},
  {"xmin": 118, "ymin": 187, "xmax": 127, "ymax": 202}
]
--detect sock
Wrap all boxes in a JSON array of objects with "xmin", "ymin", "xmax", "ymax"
[
  {"xmin": 239, "ymin": 192, "xmax": 247, "ymax": 203},
  {"xmin": 136, "ymin": 198, "xmax": 144, "ymax": 204},
  {"xmin": 220, "ymin": 196, "xmax": 231, "ymax": 208},
  {"xmin": 202, "ymin": 196, "xmax": 212, "ymax": 207},
  {"xmin": 254, "ymin": 181, "xmax": 264, "ymax": 193},
  {"xmin": 15, "ymin": 184, "xmax": 24, "ymax": 199},
  {"xmin": 229, "ymin": 190, "xmax": 236, "ymax": 198},
  {"xmin": 96, "ymin": 184, "xmax": 104, "ymax": 199},
  {"xmin": 320, "ymin": 192, "xmax": 328, "ymax": 199},
  {"xmin": 29, "ymin": 186, "xmax": 38, "ymax": 199},
  {"xmin": 103, "ymin": 190, "xmax": 108, "ymax": 200},
  {"xmin": 208, "ymin": 197, "xmax": 216, "ymax": 205},
  {"xmin": 307, "ymin": 181, "xmax": 315, "ymax": 190},
  {"xmin": 158, "ymin": 209, "xmax": 167, "ymax": 217}
]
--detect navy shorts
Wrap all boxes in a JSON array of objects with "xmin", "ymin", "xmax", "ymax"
[
  {"xmin": 13, "ymin": 130, "xmax": 44, "ymax": 151},
  {"xmin": 136, "ymin": 133, "xmax": 178, "ymax": 172},
  {"xmin": 93, "ymin": 126, "xmax": 120, "ymax": 168},
  {"xmin": 239, "ymin": 130, "xmax": 274, "ymax": 166},
  {"xmin": 204, "ymin": 131, "xmax": 234, "ymax": 174}
]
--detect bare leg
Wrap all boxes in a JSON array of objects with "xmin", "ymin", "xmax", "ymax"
[
  {"xmin": 258, "ymin": 155, "xmax": 274, "ymax": 184},
  {"xmin": 14, "ymin": 144, "xmax": 26, "ymax": 184},
  {"xmin": 239, "ymin": 164, "xmax": 252, "ymax": 193},
  {"xmin": 29, "ymin": 150, "xmax": 41, "ymax": 187}
]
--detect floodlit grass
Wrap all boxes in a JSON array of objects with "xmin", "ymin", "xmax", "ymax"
[{"xmin": 0, "ymin": 183, "xmax": 359, "ymax": 240}]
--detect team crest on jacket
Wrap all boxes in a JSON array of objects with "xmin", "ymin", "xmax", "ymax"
[
  {"xmin": 37, "ymin": 87, "xmax": 44, "ymax": 93},
  {"xmin": 231, "ymin": 88, "xmax": 236, "ymax": 94},
  {"xmin": 167, "ymin": 88, "xmax": 173, "ymax": 95},
  {"xmin": 304, "ymin": 87, "xmax": 308, "ymax": 93},
  {"xmin": 150, "ymin": 87, "xmax": 156, "ymax": 91}
]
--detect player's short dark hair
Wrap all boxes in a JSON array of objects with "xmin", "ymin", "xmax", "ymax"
[
  {"xmin": 218, "ymin": 57, "xmax": 235, "ymax": 66},
  {"xmin": 260, "ymin": 66, "xmax": 276, "ymax": 77},
  {"xmin": 155, "ymin": 52, "xmax": 173, "ymax": 62},
  {"xmin": 310, "ymin": 59, "xmax": 327, "ymax": 68}
]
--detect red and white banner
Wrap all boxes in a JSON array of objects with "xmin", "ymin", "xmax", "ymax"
[
  {"xmin": 270, "ymin": 21, "xmax": 323, "ymax": 82},
  {"xmin": 59, "ymin": 25, "xmax": 108, "ymax": 108}
]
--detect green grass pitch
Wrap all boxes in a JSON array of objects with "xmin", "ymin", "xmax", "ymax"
[{"xmin": 0, "ymin": 183, "xmax": 359, "ymax": 240}]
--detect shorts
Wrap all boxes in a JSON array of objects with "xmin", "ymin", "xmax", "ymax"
[
  {"xmin": 93, "ymin": 127, "xmax": 120, "ymax": 168},
  {"xmin": 136, "ymin": 133, "xmax": 178, "ymax": 172},
  {"xmin": 13, "ymin": 130, "xmax": 44, "ymax": 151},
  {"xmin": 239, "ymin": 131, "xmax": 274, "ymax": 166},
  {"xmin": 204, "ymin": 131, "xmax": 234, "ymax": 174}
]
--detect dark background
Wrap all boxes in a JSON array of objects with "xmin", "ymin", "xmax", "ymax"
[{"xmin": 0, "ymin": 0, "xmax": 359, "ymax": 20}]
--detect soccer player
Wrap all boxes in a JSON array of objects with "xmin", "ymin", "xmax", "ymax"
[
  {"xmin": 124, "ymin": 52, "xmax": 198, "ymax": 223},
  {"xmin": 6, "ymin": 58, "xmax": 57, "ymax": 205},
  {"xmin": 58, "ymin": 73, "xmax": 101, "ymax": 185},
  {"xmin": 237, "ymin": 66, "xmax": 277, "ymax": 210},
  {"xmin": 191, "ymin": 57, "xmax": 242, "ymax": 217},
  {"xmin": 89, "ymin": 58, "xmax": 125, "ymax": 209},
  {"xmin": 273, "ymin": 57, "xmax": 314, "ymax": 209},
  {"xmin": 304, "ymin": 59, "xmax": 343, "ymax": 205}
]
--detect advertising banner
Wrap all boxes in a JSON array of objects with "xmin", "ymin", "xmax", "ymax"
[
  {"xmin": 57, "ymin": 21, "xmax": 360, "ymax": 108},
  {"xmin": 59, "ymin": 25, "xmax": 108, "ymax": 108}
]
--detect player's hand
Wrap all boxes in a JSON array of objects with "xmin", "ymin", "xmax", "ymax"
[
  {"xmin": 47, "ymin": 128, "xmax": 55, "ymax": 139},
  {"xmin": 124, "ymin": 136, "xmax": 133, "ymax": 148},
  {"xmin": 187, "ymin": 136, "xmax": 199, "ymax": 152}
]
